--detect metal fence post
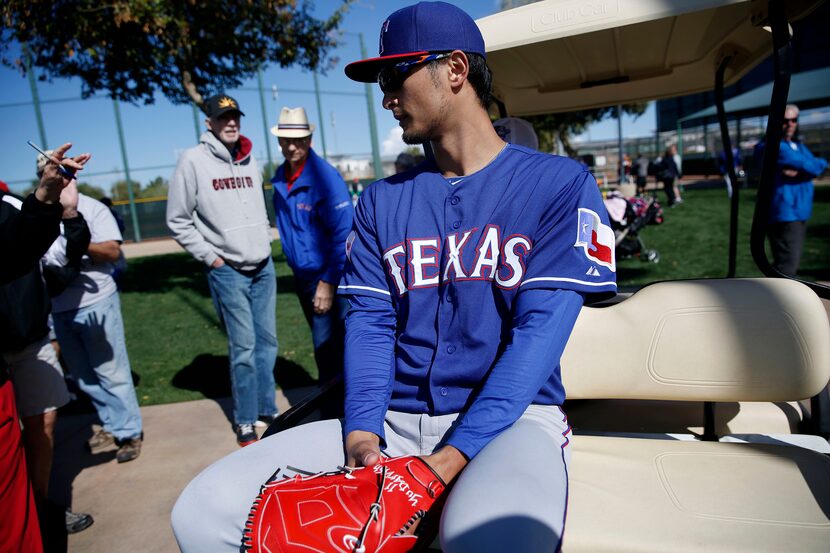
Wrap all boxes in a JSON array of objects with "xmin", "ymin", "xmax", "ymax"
[
  {"xmin": 617, "ymin": 104, "xmax": 624, "ymax": 185},
  {"xmin": 112, "ymin": 100, "xmax": 142, "ymax": 242},
  {"xmin": 23, "ymin": 44, "xmax": 48, "ymax": 149},
  {"xmin": 358, "ymin": 33, "xmax": 384, "ymax": 180},
  {"xmin": 257, "ymin": 69, "xmax": 274, "ymax": 174},
  {"xmin": 312, "ymin": 71, "xmax": 328, "ymax": 159},
  {"xmin": 191, "ymin": 103, "xmax": 202, "ymax": 143}
]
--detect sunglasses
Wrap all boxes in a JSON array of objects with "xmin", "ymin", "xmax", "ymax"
[
  {"xmin": 377, "ymin": 52, "xmax": 452, "ymax": 93},
  {"xmin": 784, "ymin": 117, "xmax": 798, "ymax": 124}
]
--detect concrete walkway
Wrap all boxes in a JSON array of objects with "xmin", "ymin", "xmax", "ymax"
[
  {"xmin": 51, "ymin": 387, "xmax": 316, "ymax": 553},
  {"xmin": 121, "ymin": 228, "xmax": 280, "ymax": 260}
]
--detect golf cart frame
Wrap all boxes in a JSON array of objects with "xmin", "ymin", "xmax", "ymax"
[{"xmin": 265, "ymin": 1, "xmax": 830, "ymax": 550}]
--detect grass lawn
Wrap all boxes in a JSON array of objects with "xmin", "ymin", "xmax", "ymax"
[
  {"xmin": 119, "ymin": 185, "xmax": 829, "ymax": 406},
  {"xmin": 616, "ymin": 185, "xmax": 830, "ymax": 286},
  {"xmin": 120, "ymin": 245, "xmax": 317, "ymax": 406}
]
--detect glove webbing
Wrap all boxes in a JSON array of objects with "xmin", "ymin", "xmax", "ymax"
[{"xmin": 350, "ymin": 464, "xmax": 386, "ymax": 553}]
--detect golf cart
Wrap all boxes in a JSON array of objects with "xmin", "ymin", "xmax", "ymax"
[{"xmin": 267, "ymin": 1, "xmax": 830, "ymax": 550}]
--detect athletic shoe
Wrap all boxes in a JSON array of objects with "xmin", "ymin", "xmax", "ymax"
[
  {"xmin": 87, "ymin": 429, "xmax": 115, "ymax": 453},
  {"xmin": 115, "ymin": 437, "xmax": 142, "ymax": 463},
  {"xmin": 236, "ymin": 423, "xmax": 258, "ymax": 447},
  {"xmin": 65, "ymin": 509, "xmax": 94, "ymax": 534},
  {"xmin": 255, "ymin": 413, "xmax": 279, "ymax": 428}
]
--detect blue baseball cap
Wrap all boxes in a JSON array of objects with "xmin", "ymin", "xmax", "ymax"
[{"xmin": 345, "ymin": 1, "xmax": 486, "ymax": 83}]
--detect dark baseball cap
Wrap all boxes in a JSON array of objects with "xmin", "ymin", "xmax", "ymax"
[
  {"xmin": 204, "ymin": 94, "xmax": 245, "ymax": 118},
  {"xmin": 345, "ymin": 1, "xmax": 486, "ymax": 83}
]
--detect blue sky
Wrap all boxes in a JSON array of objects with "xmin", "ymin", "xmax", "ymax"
[{"xmin": 0, "ymin": 0, "xmax": 654, "ymax": 193}]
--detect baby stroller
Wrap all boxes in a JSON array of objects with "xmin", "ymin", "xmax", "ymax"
[{"xmin": 603, "ymin": 191, "xmax": 663, "ymax": 263}]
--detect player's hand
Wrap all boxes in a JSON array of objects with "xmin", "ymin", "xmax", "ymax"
[
  {"xmin": 60, "ymin": 181, "xmax": 79, "ymax": 219},
  {"xmin": 420, "ymin": 445, "xmax": 468, "ymax": 485},
  {"xmin": 313, "ymin": 280, "xmax": 335, "ymax": 314},
  {"xmin": 35, "ymin": 143, "xmax": 91, "ymax": 204},
  {"xmin": 345, "ymin": 430, "xmax": 381, "ymax": 468},
  {"xmin": 782, "ymin": 168, "xmax": 799, "ymax": 178},
  {"xmin": 211, "ymin": 257, "xmax": 226, "ymax": 269}
]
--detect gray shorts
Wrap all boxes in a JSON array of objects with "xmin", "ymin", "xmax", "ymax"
[
  {"xmin": 172, "ymin": 404, "xmax": 571, "ymax": 552},
  {"xmin": 4, "ymin": 336, "xmax": 70, "ymax": 417}
]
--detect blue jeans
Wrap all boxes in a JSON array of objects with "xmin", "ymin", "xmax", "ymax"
[
  {"xmin": 294, "ymin": 275, "xmax": 347, "ymax": 384},
  {"xmin": 53, "ymin": 292, "xmax": 143, "ymax": 440},
  {"xmin": 207, "ymin": 260, "xmax": 278, "ymax": 425}
]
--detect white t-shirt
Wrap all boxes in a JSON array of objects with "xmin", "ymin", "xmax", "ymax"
[{"xmin": 45, "ymin": 194, "xmax": 123, "ymax": 313}]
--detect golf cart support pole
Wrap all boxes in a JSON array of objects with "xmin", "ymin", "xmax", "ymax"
[
  {"xmin": 750, "ymin": 0, "xmax": 828, "ymax": 437},
  {"xmin": 705, "ymin": 54, "xmax": 741, "ymax": 442},
  {"xmin": 715, "ymin": 55, "xmax": 740, "ymax": 279},
  {"xmin": 750, "ymin": 0, "xmax": 791, "ymax": 282},
  {"xmin": 749, "ymin": 0, "xmax": 829, "ymax": 302}
]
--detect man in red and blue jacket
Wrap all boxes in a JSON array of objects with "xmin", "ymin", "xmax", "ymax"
[
  {"xmin": 754, "ymin": 104, "xmax": 828, "ymax": 276},
  {"xmin": 270, "ymin": 107, "xmax": 354, "ymax": 387}
]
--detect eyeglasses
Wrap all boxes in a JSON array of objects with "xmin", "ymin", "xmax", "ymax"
[
  {"xmin": 278, "ymin": 137, "xmax": 310, "ymax": 146},
  {"xmin": 377, "ymin": 52, "xmax": 452, "ymax": 93},
  {"xmin": 784, "ymin": 117, "xmax": 798, "ymax": 124}
]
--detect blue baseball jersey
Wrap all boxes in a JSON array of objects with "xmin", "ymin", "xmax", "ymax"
[{"xmin": 339, "ymin": 144, "xmax": 616, "ymax": 456}]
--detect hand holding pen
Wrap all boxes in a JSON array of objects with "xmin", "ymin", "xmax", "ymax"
[{"xmin": 30, "ymin": 142, "xmax": 92, "ymax": 205}]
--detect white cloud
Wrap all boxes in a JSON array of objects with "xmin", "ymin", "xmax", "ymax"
[{"xmin": 381, "ymin": 125, "xmax": 407, "ymax": 156}]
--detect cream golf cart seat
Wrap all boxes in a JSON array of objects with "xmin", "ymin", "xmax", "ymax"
[{"xmin": 559, "ymin": 278, "xmax": 830, "ymax": 552}]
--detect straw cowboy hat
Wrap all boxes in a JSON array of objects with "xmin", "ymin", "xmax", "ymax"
[{"xmin": 270, "ymin": 107, "xmax": 315, "ymax": 138}]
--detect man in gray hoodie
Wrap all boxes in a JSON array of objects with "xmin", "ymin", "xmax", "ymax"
[{"xmin": 166, "ymin": 94, "xmax": 278, "ymax": 447}]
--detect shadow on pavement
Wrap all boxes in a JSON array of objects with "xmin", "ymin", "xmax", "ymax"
[
  {"xmin": 170, "ymin": 354, "xmax": 319, "ymax": 424},
  {"xmin": 45, "ymin": 412, "xmax": 118, "ymax": 553}
]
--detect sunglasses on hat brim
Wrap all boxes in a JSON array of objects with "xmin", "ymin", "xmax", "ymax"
[{"xmin": 377, "ymin": 52, "xmax": 452, "ymax": 94}]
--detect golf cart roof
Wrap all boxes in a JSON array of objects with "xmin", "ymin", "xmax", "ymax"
[{"xmin": 477, "ymin": 0, "xmax": 822, "ymax": 116}]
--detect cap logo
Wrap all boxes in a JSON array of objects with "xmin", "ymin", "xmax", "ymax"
[
  {"xmin": 379, "ymin": 20, "xmax": 390, "ymax": 55},
  {"xmin": 218, "ymin": 97, "xmax": 237, "ymax": 109}
]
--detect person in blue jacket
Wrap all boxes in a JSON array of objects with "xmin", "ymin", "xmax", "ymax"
[
  {"xmin": 755, "ymin": 104, "xmax": 827, "ymax": 276},
  {"xmin": 270, "ymin": 107, "xmax": 354, "ymax": 385}
]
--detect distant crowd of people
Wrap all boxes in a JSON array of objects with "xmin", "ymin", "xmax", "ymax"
[{"xmin": 616, "ymin": 146, "xmax": 684, "ymax": 207}]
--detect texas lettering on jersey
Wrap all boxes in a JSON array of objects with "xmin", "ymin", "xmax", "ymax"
[{"xmin": 381, "ymin": 224, "xmax": 532, "ymax": 296}]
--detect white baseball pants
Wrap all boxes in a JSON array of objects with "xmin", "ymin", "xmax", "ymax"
[{"xmin": 171, "ymin": 404, "xmax": 571, "ymax": 552}]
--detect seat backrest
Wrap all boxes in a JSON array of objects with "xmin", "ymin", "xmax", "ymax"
[{"xmin": 561, "ymin": 278, "xmax": 830, "ymax": 402}]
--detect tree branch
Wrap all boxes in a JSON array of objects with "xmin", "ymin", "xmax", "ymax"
[{"xmin": 180, "ymin": 68, "xmax": 203, "ymax": 111}]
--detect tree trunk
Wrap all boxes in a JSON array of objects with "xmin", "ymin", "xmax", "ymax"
[{"xmin": 180, "ymin": 68, "xmax": 204, "ymax": 112}]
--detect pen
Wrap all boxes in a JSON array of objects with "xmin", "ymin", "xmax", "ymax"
[{"xmin": 27, "ymin": 140, "xmax": 76, "ymax": 181}]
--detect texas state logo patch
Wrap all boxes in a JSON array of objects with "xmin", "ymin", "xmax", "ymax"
[{"xmin": 575, "ymin": 208, "xmax": 616, "ymax": 271}]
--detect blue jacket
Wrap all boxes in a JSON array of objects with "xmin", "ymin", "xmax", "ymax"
[
  {"xmin": 271, "ymin": 148, "xmax": 354, "ymax": 284},
  {"xmin": 755, "ymin": 139, "xmax": 827, "ymax": 223}
]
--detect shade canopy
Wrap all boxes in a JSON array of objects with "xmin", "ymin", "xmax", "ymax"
[
  {"xmin": 477, "ymin": 0, "xmax": 822, "ymax": 116},
  {"xmin": 678, "ymin": 66, "xmax": 830, "ymax": 123}
]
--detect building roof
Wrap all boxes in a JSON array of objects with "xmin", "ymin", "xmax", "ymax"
[{"xmin": 678, "ymin": 66, "xmax": 830, "ymax": 123}]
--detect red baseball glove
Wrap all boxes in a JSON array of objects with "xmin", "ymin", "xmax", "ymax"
[{"xmin": 241, "ymin": 455, "xmax": 447, "ymax": 553}]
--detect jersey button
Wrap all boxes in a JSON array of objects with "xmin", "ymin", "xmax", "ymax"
[
  {"xmin": 452, "ymin": 221, "xmax": 461, "ymax": 229},
  {"xmin": 440, "ymin": 387, "xmax": 448, "ymax": 397},
  {"xmin": 446, "ymin": 345, "xmax": 456, "ymax": 354},
  {"xmin": 450, "ymin": 196, "xmax": 460, "ymax": 205}
]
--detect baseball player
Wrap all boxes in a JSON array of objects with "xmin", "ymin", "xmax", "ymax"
[{"xmin": 171, "ymin": 2, "xmax": 616, "ymax": 552}]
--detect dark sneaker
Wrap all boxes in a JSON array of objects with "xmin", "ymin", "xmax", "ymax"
[
  {"xmin": 115, "ymin": 437, "xmax": 142, "ymax": 463},
  {"xmin": 255, "ymin": 413, "xmax": 279, "ymax": 428},
  {"xmin": 65, "ymin": 509, "xmax": 94, "ymax": 533},
  {"xmin": 87, "ymin": 429, "xmax": 115, "ymax": 453},
  {"xmin": 235, "ymin": 423, "xmax": 258, "ymax": 447}
]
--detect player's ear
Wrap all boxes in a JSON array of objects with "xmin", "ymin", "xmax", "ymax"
[{"xmin": 446, "ymin": 50, "xmax": 469, "ymax": 90}]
